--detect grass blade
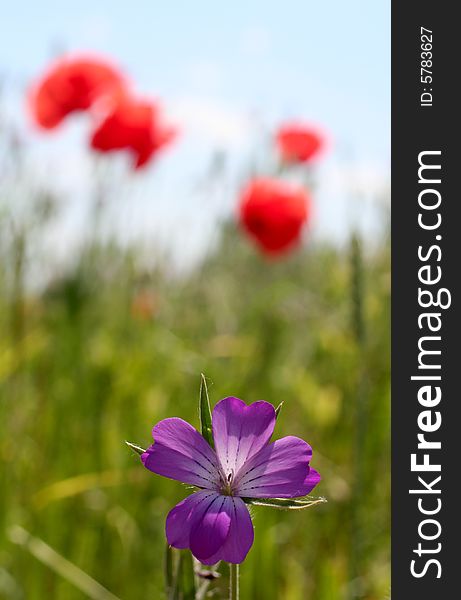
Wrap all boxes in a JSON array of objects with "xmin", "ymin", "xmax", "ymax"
[
  {"xmin": 165, "ymin": 543, "xmax": 176, "ymax": 600},
  {"xmin": 173, "ymin": 551, "xmax": 196, "ymax": 600},
  {"xmin": 8, "ymin": 526, "xmax": 120, "ymax": 600}
]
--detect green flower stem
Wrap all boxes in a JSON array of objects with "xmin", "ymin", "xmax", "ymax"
[{"xmin": 229, "ymin": 563, "xmax": 239, "ymax": 600}]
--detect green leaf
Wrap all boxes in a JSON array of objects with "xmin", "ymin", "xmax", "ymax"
[
  {"xmin": 243, "ymin": 495, "xmax": 327, "ymax": 510},
  {"xmin": 125, "ymin": 441, "xmax": 146, "ymax": 456},
  {"xmin": 199, "ymin": 374, "xmax": 214, "ymax": 448}
]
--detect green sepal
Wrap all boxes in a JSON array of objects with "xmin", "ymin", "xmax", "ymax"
[
  {"xmin": 275, "ymin": 401, "xmax": 284, "ymax": 419},
  {"xmin": 125, "ymin": 441, "xmax": 146, "ymax": 456},
  {"xmin": 243, "ymin": 495, "xmax": 327, "ymax": 510},
  {"xmin": 199, "ymin": 374, "xmax": 214, "ymax": 448}
]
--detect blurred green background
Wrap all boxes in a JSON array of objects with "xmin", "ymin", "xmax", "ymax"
[
  {"xmin": 0, "ymin": 156, "xmax": 390, "ymax": 599},
  {"xmin": 1, "ymin": 2, "xmax": 390, "ymax": 598}
]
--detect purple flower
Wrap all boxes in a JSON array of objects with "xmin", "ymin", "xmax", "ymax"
[{"xmin": 141, "ymin": 396, "xmax": 320, "ymax": 564}]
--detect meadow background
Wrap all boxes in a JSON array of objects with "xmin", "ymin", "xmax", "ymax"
[{"xmin": 1, "ymin": 2, "xmax": 390, "ymax": 599}]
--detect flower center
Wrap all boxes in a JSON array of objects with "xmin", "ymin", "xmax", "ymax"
[{"xmin": 220, "ymin": 471, "xmax": 235, "ymax": 496}]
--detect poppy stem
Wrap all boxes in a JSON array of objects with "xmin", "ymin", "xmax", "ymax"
[{"xmin": 228, "ymin": 563, "xmax": 239, "ymax": 600}]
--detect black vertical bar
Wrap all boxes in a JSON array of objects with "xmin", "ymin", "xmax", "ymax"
[{"xmin": 392, "ymin": 2, "xmax": 459, "ymax": 598}]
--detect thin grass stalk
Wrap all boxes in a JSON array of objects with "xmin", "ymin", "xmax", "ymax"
[{"xmin": 349, "ymin": 231, "xmax": 368, "ymax": 598}]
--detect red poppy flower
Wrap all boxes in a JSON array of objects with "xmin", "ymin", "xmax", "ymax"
[
  {"xmin": 29, "ymin": 55, "xmax": 126, "ymax": 129},
  {"xmin": 239, "ymin": 178, "xmax": 310, "ymax": 256},
  {"xmin": 275, "ymin": 123, "xmax": 324, "ymax": 164},
  {"xmin": 90, "ymin": 95, "xmax": 177, "ymax": 169}
]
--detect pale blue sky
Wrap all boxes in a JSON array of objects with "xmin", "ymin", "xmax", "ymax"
[{"xmin": 1, "ymin": 1, "xmax": 390, "ymax": 266}]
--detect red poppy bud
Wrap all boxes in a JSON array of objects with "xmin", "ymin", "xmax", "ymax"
[{"xmin": 239, "ymin": 178, "xmax": 310, "ymax": 256}]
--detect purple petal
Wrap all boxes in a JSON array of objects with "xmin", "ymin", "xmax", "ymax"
[
  {"xmin": 141, "ymin": 418, "xmax": 220, "ymax": 489},
  {"xmin": 302, "ymin": 468, "xmax": 321, "ymax": 492},
  {"xmin": 189, "ymin": 495, "xmax": 233, "ymax": 561},
  {"xmin": 166, "ymin": 490, "xmax": 219, "ymax": 549},
  {"xmin": 212, "ymin": 397, "xmax": 276, "ymax": 480},
  {"xmin": 200, "ymin": 497, "xmax": 254, "ymax": 565},
  {"xmin": 234, "ymin": 436, "xmax": 320, "ymax": 498}
]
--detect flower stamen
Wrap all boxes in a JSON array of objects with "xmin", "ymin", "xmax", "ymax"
[{"xmin": 221, "ymin": 470, "xmax": 235, "ymax": 496}]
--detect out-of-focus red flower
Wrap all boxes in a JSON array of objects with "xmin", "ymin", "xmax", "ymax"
[
  {"xmin": 29, "ymin": 55, "xmax": 126, "ymax": 129},
  {"xmin": 275, "ymin": 123, "xmax": 324, "ymax": 164},
  {"xmin": 90, "ymin": 95, "xmax": 177, "ymax": 169},
  {"xmin": 239, "ymin": 178, "xmax": 310, "ymax": 256},
  {"xmin": 131, "ymin": 289, "xmax": 159, "ymax": 321}
]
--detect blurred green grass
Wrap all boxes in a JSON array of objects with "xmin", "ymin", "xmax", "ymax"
[{"xmin": 0, "ymin": 212, "xmax": 390, "ymax": 599}]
